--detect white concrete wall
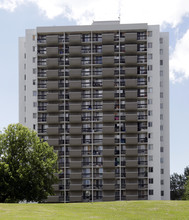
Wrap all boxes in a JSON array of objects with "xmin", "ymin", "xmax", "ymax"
[
  {"xmin": 147, "ymin": 25, "xmax": 161, "ymax": 200},
  {"xmin": 19, "ymin": 29, "xmax": 37, "ymax": 131}
]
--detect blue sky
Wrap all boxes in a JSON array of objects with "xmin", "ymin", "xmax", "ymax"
[{"xmin": 0, "ymin": 0, "xmax": 189, "ymax": 175}]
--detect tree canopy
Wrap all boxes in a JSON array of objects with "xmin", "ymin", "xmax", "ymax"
[{"xmin": 0, "ymin": 123, "xmax": 58, "ymax": 203}]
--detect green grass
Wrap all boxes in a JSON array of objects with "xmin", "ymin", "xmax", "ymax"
[{"xmin": 0, "ymin": 201, "xmax": 189, "ymax": 220}]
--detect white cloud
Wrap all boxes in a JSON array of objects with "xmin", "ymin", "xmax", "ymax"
[
  {"xmin": 170, "ymin": 29, "xmax": 189, "ymax": 83},
  {"xmin": 1, "ymin": 0, "xmax": 189, "ymax": 27}
]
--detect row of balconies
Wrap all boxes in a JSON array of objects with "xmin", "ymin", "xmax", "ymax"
[
  {"xmin": 38, "ymin": 79, "xmax": 147, "ymax": 90},
  {"xmin": 37, "ymin": 56, "xmax": 146, "ymax": 68},
  {"xmin": 38, "ymin": 67, "xmax": 147, "ymax": 79},
  {"xmin": 37, "ymin": 32, "xmax": 146, "ymax": 46},
  {"xmin": 37, "ymin": 44, "xmax": 146, "ymax": 57}
]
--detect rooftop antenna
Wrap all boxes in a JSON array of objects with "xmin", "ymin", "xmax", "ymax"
[{"xmin": 118, "ymin": 0, "xmax": 121, "ymax": 22}]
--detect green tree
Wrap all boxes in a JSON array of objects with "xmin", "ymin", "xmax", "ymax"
[
  {"xmin": 170, "ymin": 173, "xmax": 185, "ymax": 200},
  {"xmin": 183, "ymin": 179, "xmax": 189, "ymax": 200},
  {"xmin": 0, "ymin": 123, "xmax": 58, "ymax": 203}
]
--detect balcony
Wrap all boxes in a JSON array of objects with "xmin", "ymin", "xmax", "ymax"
[
  {"xmin": 46, "ymin": 115, "xmax": 59, "ymax": 124},
  {"xmin": 126, "ymin": 172, "xmax": 138, "ymax": 179},
  {"xmin": 126, "ymin": 195, "xmax": 138, "ymax": 200},
  {"xmin": 103, "ymin": 91, "xmax": 114, "ymax": 100},
  {"xmin": 103, "ymin": 137, "xmax": 114, "ymax": 145},
  {"xmin": 102, "ymin": 33, "xmax": 114, "ymax": 44},
  {"xmin": 69, "ymin": 80, "xmax": 81, "ymax": 90},
  {"xmin": 69, "ymin": 127, "xmax": 82, "ymax": 135},
  {"xmin": 103, "ymin": 149, "xmax": 114, "ymax": 156},
  {"xmin": 47, "ymin": 81, "xmax": 58, "ymax": 90},
  {"xmin": 125, "ymin": 67, "xmax": 137, "ymax": 76},
  {"xmin": 69, "ymin": 92, "xmax": 81, "ymax": 100},
  {"xmin": 126, "ymin": 124, "xmax": 138, "ymax": 133},
  {"xmin": 126, "ymin": 149, "xmax": 138, "ymax": 156},
  {"xmin": 46, "ymin": 47, "xmax": 58, "ymax": 57},
  {"xmin": 102, "ymin": 57, "xmax": 114, "ymax": 67},
  {"xmin": 126, "ymin": 160, "xmax": 138, "ymax": 167},
  {"xmin": 125, "ymin": 102, "xmax": 137, "ymax": 111},
  {"xmin": 102, "ymin": 126, "xmax": 114, "ymax": 134},
  {"xmin": 125, "ymin": 44, "xmax": 137, "ymax": 54},
  {"xmin": 126, "ymin": 136, "xmax": 138, "ymax": 145},
  {"xmin": 46, "ymin": 35, "xmax": 58, "ymax": 45},
  {"xmin": 102, "ymin": 45, "xmax": 114, "ymax": 55},
  {"xmin": 103, "ymin": 161, "xmax": 114, "ymax": 168},
  {"xmin": 126, "ymin": 113, "xmax": 137, "ymax": 122},
  {"xmin": 46, "ymin": 58, "xmax": 58, "ymax": 68},
  {"xmin": 125, "ymin": 56, "xmax": 137, "ymax": 66},
  {"xmin": 46, "ymin": 196, "xmax": 59, "ymax": 203},
  {"xmin": 103, "ymin": 114, "xmax": 114, "ymax": 123},
  {"xmin": 103, "ymin": 172, "xmax": 115, "ymax": 179},
  {"xmin": 103, "ymin": 103, "xmax": 114, "ymax": 112},
  {"xmin": 46, "ymin": 70, "xmax": 59, "ymax": 79},
  {"xmin": 70, "ymin": 138, "xmax": 82, "ymax": 146},
  {"xmin": 69, "ymin": 46, "xmax": 81, "ymax": 56},
  {"xmin": 47, "ymin": 127, "xmax": 59, "ymax": 135},
  {"xmin": 47, "ymin": 139, "xmax": 59, "ymax": 146},
  {"xmin": 70, "ymin": 161, "xmax": 82, "ymax": 168},
  {"xmin": 69, "ymin": 58, "xmax": 81, "ymax": 67},
  {"xmin": 125, "ymin": 90, "xmax": 137, "ymax": 100},
  {"xmin": 69, "ymin": 114, "xmax": 81, "ymax": 123},
  {"xmin": 69, "ymin": 69, "xmax": 82, "ymax": 78},
  {"xmin": 70, "ymin": 184, "xmax": 82, "ymax": 191},
  {"xmin": 69, "ymin": 103, "xmax": 81, "ymax": 112},
  {"xmin": 70, "ymin": 173, "xmax": 82, "ymax": 179},
  {"xmin": 102, "ymin": 195, "xmax": 115, "ymax": 202},
  {"xmin": 125, "ymin": 79, "xmax": 137, "ymax": 88},
  {"xmin": 103, "ymin": 80, "xmax": 114, "ymax": 89},
  {"xmin": 69, "ymin": 150, "xmax": 82, "ymax": 157},
  {"xmin": 46, "ymin": 104, "xmax": 59, "ymax": 112},
  {"xmin": 103, "ymin": 184, "xmax": 115, "ymax": 190},
  {"xmin": 69, "ymin": 196, "xmax": 82, "ymax": 202},
  {"xmin": 124, "ymin": 33, "xmax": 137, "ymax": 42},
  {"xmin": 102, "ymin": 68, "xmax": 114, "ymax": 78},
  {"xmin": 69, "ymin": 34, "xmax": 81, "ymax": 45}
]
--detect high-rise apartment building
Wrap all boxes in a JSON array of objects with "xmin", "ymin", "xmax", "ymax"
[{"xmin": 19, "ymin": 21, "xmax": 169, "ymax": 202}]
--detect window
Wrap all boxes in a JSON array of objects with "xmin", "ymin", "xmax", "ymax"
[
  {"xmin": 148, "ymin": 65, "xmax": 153, "ymax": 71},
  {"xmin": 24, "ymin": 53, "xmax": 26, "ymax": 59},
  {"xmin": 33, "ymin": 46, "xmax": 35, "ymax": 52},
  {"xmin": 33, "ymin": 102, "xmax": 37, "ymax": 107},
  {"xmin": 148, "ymin": 76, "xmax": 152, "ymax": 82},
  {"xmin": 33, "ymin": 80, "xmax": 36, "ymax": 85},
  {"xmin": 148, "ymin": 53, "xmax": 153, "ymax": 59},
  {"xmin": 24, "ymin": 85, "xmax": 26, "ymax": 91},
  {"xmin": 160, "ymin": 60, "xmax": 163, "ymax": 65},
  {"xmin": 160, "ymin": 114, "xmax": 163, "ymax": 120},
  {"xmin": 161, "ymin": 169, "xmax": 164, "ymax": 174},
  {"xmin": 161, "ymin": 191, "xmax": 164, "ymax": 196},
  {"xmin": 161, "ymin": 179, "xmax": 164, "ymax": 185},
  {"xmin": 24, "ymin": 64, "xmax": 26, "ymax": 69},
  {"xmin": 24, "ymin": 96, "xmax": 26, "ymax": 101},
  {"xmin": 24, "ymin": 117, "xmax": 26, "ymax": 123},
  {"xmin": 33, "ymin": 57, "xmax": 36, "ymax": 63},
  {"xmin": 149, "ymin": 189, "xmax": 154, "ymax": 195},
  {"xmin": 149, "ymin": 178, "xmax": 153, "ymax": 184},
  {"xmin": 24, "ymin": 74, "xmax": 26, "ymax": 80},
  {"xmin": 160, "ymin": 38, "xmax": 163, "ymax": 44},
  {"xmin": 160, "ymin": 92, "xmax": 163, "ymax": 98},
  {"xmin": 160, "ymin": 70, "xmax": 163, "ymax": 76},
  {"xmin": 160, "ymin": 125, "xmax": 163, "ymax": 131},
  {"xmin": 160, "ymin": 157, "xmax": 164, "ymax": 163},
  {"xmin": 148, "ymin": 133, "xmax": 153, "ymax": 139},
  {"xmin": 32, "ymin": 35, "xmax": 35, "ymax": 41},
  {"xmin": 149, "ymin": 155, "xmax": 153, "ymax": 161},
  {"xmin": 148, "ymin": 122, "xmax": 153, "ymax": 127},
  {"xmin": 33, "ymin": 68, "xmax": 36, "ymax": 74},
  {"xmin": 148, "ymin": 31, "xmax": 152, "ymax": 37},
  {"xmin": 148, "ymin": 87, "xmax": 153, "ymax": 93},
  {"xmin": 149, "ymin": 144, "xmax": 153, "ymax": 150},
  {"xmin": 160, "ymin": 49, "xmax": 163, "ymax": 55},
  {"xmin": 148, "ymin": 99, "xmax": 153, "ymax": 104},
  {"xmin": 148, "ymin": 42, "xmax": 152, "ymax": 48},
  {"xmin": 148, "ymin": 110, "xmax": 153, "ymax": 116},
  {"xmin": 33, "ymin": 124, "xmax": 36, "ymax": 130},
  {"xmin": 33, "ymin": 113, "xmax": 37, "ymax": 119},
  {"xmin": 149, "ymin": 167, "xmax": 153, "ymax": 172},
  {"xmin": 160, "ymin": 103, "xmax": 163, "ymax": 109},
  {"xmin": 160, "ymin": 81, "xmax": 163, "ymax": 87},
  {"xmin": 160, "ymin": 136, "xmax": 163, "ymax": 142},
  {"xmin": 33, "ymin": 91, "xmax": 37, "ymax": 96}
]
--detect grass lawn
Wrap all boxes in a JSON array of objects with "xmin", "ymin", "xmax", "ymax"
[{"xmin": 0, "ymin": 201, "xmax": 189, "ymax": 220}]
